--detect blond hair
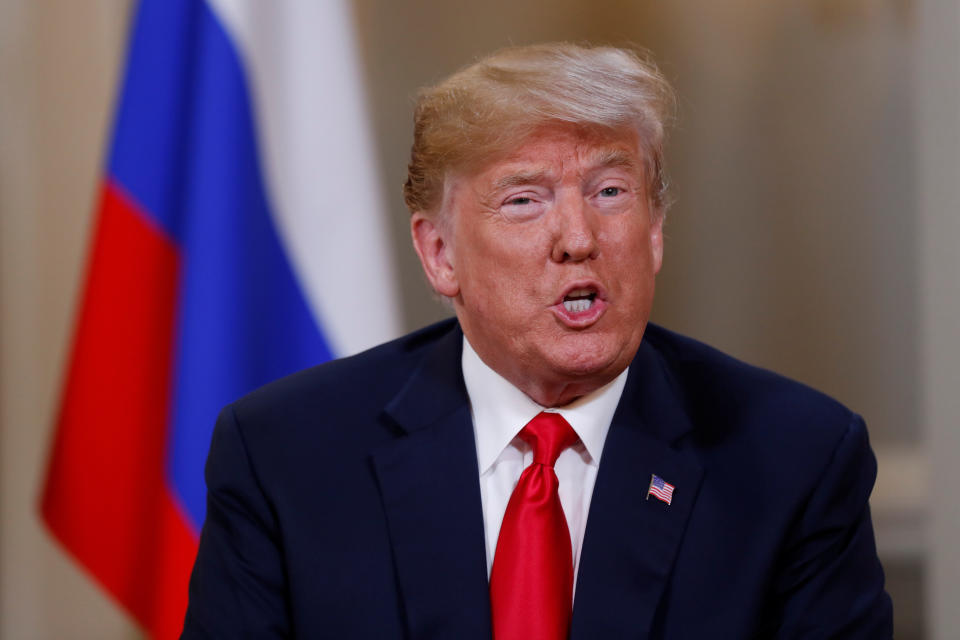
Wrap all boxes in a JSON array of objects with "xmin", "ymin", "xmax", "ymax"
[{"xmin": 403, "ymin": 42, "xmax": 676, "ymax": 217}]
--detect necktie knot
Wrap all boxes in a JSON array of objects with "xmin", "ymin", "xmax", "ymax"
[{"xmin": 519, "ymin": 411, "xmax": 578, "ymax": 467}]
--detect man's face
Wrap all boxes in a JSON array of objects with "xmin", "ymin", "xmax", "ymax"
[{"xmin": 411, "ymin": 125, "xmax": 664, "ymax": 406}]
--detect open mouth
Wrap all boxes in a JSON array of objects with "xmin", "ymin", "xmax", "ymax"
[
  {"xmin": 553, "ymin": 282, "xmax": 606, "ymax": 327},
  {"xmin": 562, "ymin": 288, "xmax": 598, "ymax": 313}
]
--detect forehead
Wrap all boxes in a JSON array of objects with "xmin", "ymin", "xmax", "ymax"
[{"xmin": 476, "ymin": 125, "xmax": 644, "ymax": 182}]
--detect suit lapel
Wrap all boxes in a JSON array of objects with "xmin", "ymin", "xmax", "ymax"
[
  {"xmin": 571, "ymin": 338, "xmax": 704, "ymax": 639},
  {"xmin": 371, "ymin": 325, "xmax": 492, "ymax": 640}
]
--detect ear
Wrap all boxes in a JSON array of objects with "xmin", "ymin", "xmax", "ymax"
[
  {"xmin": 650, "ymin": 214, "xmax": 665, "ymax": 275},
  {"xmin": 410, "ymin": 212, "xmax": 459, "ymax": 297}
]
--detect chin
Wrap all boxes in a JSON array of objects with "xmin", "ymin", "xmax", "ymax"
[{"xmin": 543, "ymin": 335, "xmax": 628, "ymax": 380}]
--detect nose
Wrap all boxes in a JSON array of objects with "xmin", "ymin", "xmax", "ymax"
[{"xmin": 551, "ymin": 191, "xmax": 599, "ymax": 263}]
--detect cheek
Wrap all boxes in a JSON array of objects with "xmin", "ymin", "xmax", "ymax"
[
  {"xmin": 464, "ymin": 253, "xmax": 547, "ymax": 328},
  {"xmin": 598, "ymin": 221, "xmax": 644, "ymax": 261},
  {"xmin": 602, "ymin": 220, "xmax": 659, "ymax": 301},
  {"xmin": 455, "ymin": 239, "xmax": 514, "ymax": 305},
  {"xmin": 462, "ymin": 226, "xmax": 542, "ymax": 283},
  {"xmin": 620, "ymin": 218, "xmax": 659, "ymax": 265}
]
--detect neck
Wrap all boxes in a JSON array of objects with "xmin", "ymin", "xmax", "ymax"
[
  {"xmin": 469, "ymin": 345, "xmax": 621, "ymax": 408},
  {"xmin": 515, "ymin": 378, "xmax": 606, "ymax": 408}
]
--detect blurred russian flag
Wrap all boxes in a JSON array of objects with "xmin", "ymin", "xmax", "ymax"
[{"xmin": 39, "ymin": 1, "xmax": 400, "ymax": 637}]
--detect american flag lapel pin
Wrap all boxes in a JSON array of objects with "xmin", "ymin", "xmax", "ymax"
[{"xmin": 647, "ymin": 474, "xmax": 675, "ymax": 505}]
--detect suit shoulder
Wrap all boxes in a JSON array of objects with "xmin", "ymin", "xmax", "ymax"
[
  {"xmin": 639, "ymin": 324, "xmax": 875, "ymax": 517},
  {"xmin": 642, "ymin": 323, "xmax": 857, "ymax": 441},
  {"xmin": 229, "ymin": 318, "xmax": 457, "ymax": 429}
]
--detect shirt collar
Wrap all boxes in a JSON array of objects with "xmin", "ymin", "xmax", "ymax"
[{"xmin": 462, "ymin": 335, "xmax": 628, "ymax": 475}]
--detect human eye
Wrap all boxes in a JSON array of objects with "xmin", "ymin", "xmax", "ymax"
[
  {"xmin": 590, "ymin": 178, "xmax": 635, "ymax": 211},
  {"xmin": 500, "ymin": 191, "xmax": 547, "ymax": 222}
]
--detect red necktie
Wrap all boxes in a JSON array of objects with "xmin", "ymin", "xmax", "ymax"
[{"xmin": 490, "ymin": 412, "xmax": 579, "ymax": 640}]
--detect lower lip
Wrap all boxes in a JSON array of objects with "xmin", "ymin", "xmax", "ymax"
[{"xmin": 551, "ymin": 298, "xmax": 607, "ymax": 328}]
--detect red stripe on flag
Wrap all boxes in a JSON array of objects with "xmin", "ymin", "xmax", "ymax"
[{"xmin": 40, "ymin": 180, "xmax": 198, "ymax": 639}]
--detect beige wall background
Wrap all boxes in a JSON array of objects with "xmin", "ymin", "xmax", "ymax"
[{"xmin": 1, "ymin": 0, "xmax": 956, "ymax": 638}]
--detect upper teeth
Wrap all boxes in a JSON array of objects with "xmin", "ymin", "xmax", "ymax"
[
  {"xmin": 563, "ymin": 288, "xmax": 595, "ymax": 313},
  {"xmin": 564, "ymin": 299, "xmax": 592, "ymax": 313}
]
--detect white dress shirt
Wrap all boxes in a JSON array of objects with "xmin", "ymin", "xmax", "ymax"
[{"xmin": 461, "ymin": 337, "xmax": 628, "ymax": 593}]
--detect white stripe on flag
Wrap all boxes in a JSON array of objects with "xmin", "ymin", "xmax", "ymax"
[{"xmin": 207, "ymin": 0, "xmax": 401, "ymax": 356}]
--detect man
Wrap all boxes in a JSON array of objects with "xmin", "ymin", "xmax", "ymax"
[{"xmin": 182, "ymin": 43, "xmax": 892, "ymax": 638}]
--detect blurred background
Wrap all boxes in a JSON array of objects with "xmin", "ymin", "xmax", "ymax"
[{"xmin": 1, "ymin": 0, "xmax": 957, "ymax": 638}]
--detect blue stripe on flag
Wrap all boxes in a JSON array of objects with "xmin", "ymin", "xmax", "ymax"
[
  {"xmin": 108, "ymin": 0, "xmax": 200, "ymax": 240},
  {"xmin": 109, "ymin": 0, "xmax": 334, "ymax": 529}
]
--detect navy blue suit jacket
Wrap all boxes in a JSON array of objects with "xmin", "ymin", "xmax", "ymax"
[{"xmin": 182, "ymin": 319, "xmax": 892, "ymax": 638}]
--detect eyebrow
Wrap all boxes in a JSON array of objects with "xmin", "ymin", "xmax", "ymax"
[
  {"xmin": 490, "ymin": 149, "xmax": 643, "ymax": 192},
  {"xmin": 589, "ymin": 148, "xmax": 643, "ymax": 175},
  {"xmin": 492, "ymin": 170, "xmax": 551, "ymax": 192}
]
